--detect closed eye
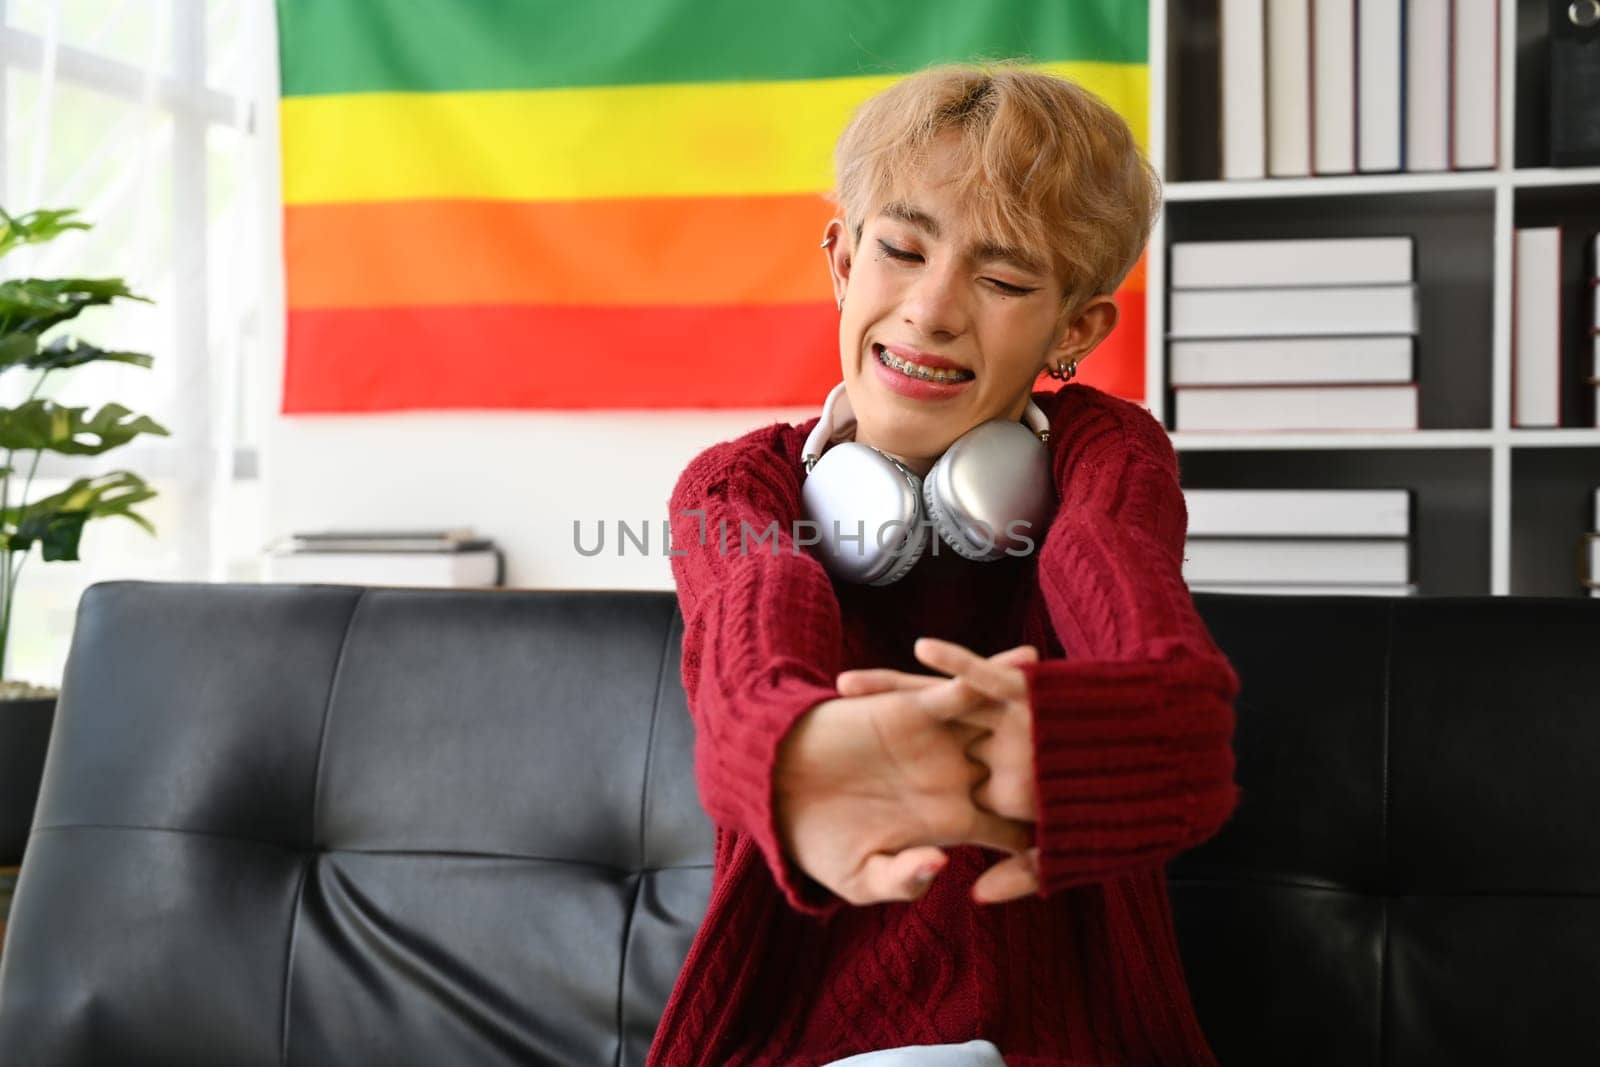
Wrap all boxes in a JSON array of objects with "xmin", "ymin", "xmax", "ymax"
[
  {"xmin": 877, "ymin": 240, "xmax": 1037, "ymax": 296},
  {"xmin": 876, "ymin": 239, "xmax": 921, "ymax": 263}
]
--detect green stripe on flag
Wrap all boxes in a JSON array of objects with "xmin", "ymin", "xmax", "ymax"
[{"xmin": 276, "ymin": 0, "xmax": 1147, "ymax": 97}]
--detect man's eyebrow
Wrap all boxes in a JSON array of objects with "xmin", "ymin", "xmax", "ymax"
[
  {"xmin": 880, "ymin": 201, "xmax": 1044, "ymax": 274},
  {"xmin": 881, "ymin": 201, "xmax": 941, "ymax": 238},
  {"xmin": 972, "ymin": 241, "xmax": 1044, "ymax": 274}
]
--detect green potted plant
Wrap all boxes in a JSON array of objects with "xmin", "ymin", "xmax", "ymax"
[{"xmin": 0, "ymin": 206, "xmax": 169, "ymax": 870}]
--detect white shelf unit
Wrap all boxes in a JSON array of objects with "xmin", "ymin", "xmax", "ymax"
[{"xmin": 1147, "ymin": 0, "xmax": 1600, "ymax": 598}]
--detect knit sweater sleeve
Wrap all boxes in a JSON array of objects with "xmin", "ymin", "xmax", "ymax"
[
  {"xmin": 1019, "ymin": 388, "xmax": 1242, "ymax": 896},
  {"xmin": 667, "ymin": 422, "xmax": 847, "ymax": 917}
]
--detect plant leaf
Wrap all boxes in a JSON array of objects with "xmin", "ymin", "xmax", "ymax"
[
  {"xmin": 0, "ymin": 332, "xmax": 37, "ymax": 370},
  {"xmin": 0, "ymin": 399, "xmax": 170, "ymax": 454},
  {"xmin": 26, "ymin": 334, "xmax": 152, "ymax": 372},
  {"xmin": 0, "ymin": 277, "xmax": 151, "ymax": 337},
  {"xmin": 0, "ymin": 207, "xmax": 91, "ymax": 259},
  {"xmin": 4, "ymin": 470, "xmax": 159, "ymax": 561}
]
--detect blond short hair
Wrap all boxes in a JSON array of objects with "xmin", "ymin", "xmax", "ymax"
[{"xmin": 831, "ymin": 62, "xmax": 1161, "ymax": 310}]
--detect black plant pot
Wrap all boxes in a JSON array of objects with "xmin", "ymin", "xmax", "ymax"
[{"xmin": 0, "ymin": 696, "xmax": 56, "ymax": 866}]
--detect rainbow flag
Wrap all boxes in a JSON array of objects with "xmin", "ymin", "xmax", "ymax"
[{"xmin": 276, "ymin": 1, "xmax": 1149, "ymax": 412}]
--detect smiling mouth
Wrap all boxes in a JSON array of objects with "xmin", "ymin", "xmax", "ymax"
[{"xmin": 872, "ymin": 344, "xmax": 975, "ymax": 384}]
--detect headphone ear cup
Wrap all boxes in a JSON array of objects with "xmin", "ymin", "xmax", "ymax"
[
  {"xmin": 800, "ymin": 442, "xmax": 931, "ymax": 586},
  {"xmin": 923, "ymin": 420, "xmax": 1054, "ymax": 561},
  {"xmin": 922, "ymin": 454, "xmax": 995, "ymax": 562},
  {"xmin": 869, "ymin": 481, "xmax": 929, "ymax": 586}
]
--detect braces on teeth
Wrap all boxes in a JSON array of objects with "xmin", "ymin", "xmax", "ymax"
[{"xmin": 876, "ymin": 347, "xmax": 972, "ymax": 383}]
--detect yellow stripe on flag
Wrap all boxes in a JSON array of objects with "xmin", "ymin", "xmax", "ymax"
[{"xmin": 281, "ymin": 62, "xmax": 1147, "ymax": 205}]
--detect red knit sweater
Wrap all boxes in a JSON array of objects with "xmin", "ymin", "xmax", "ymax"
[{"xmin": 648, "ymin": 383, "xmax": 1242, "ymax": 1067}]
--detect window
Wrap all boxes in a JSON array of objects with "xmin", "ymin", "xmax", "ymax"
[{"xmin": 0, "ymin": 0, "xmax": 269, "ymax": 685}]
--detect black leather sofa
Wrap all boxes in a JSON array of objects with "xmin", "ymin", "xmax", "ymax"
[{"xmin": 0, "ymin": 581, "xmax": 1595, "ymax": 1065}]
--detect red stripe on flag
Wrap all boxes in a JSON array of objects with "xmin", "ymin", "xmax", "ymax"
[
  {"xmin": 283, "ymin": 303, "xmax": 842, "ymax": 411},
  {"xmin": 282, "ymin": 289, "xmax": 1148, "ymax": 413}
]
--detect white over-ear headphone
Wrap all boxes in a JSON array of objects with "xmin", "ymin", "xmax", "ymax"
[{"xmin": 799, "ymin": 382, "xmax": 1055, "ymax": 586}]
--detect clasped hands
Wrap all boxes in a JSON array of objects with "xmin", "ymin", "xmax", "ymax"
[{"xmin": 774, "ymin": 637, "xmax": 1042, "ymax": 908}]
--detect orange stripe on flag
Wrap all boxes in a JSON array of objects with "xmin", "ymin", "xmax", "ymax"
[{"xmin": 285, "ymin": 195, "xmax": 838, "ymax": 309}]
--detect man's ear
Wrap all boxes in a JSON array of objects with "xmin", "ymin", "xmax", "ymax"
[
  {"xmin": 822, "ymin": 217, "xmax": 852, "ymax": 308},
  {"xmin": 1048, "ymin": 294, "xmax": 1120, "ymax": 372}
]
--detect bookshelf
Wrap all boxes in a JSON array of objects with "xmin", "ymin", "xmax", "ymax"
[{"xmin": 1149, "ymin": 0, "xmax": 1600, "ymax": 598}]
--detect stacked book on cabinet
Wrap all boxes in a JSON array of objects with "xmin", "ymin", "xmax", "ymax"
[
  {"xmin": 1219, "ymin": 0, "xmax": 1497, "ymax": 179},
  {"xmin": 1168, "ymin": 236, "xmax": 1419, "ymax": 431},
  {"xmin": 1182, "ymin": 489, "xmax": 1417, "ymax": 596},
  {"xmin": 260, "ymin": 527, "xmax": 505, "ymax": 588},
  {"xmin": 1512, "ymin": 229, "xmax": 1600, "ymax": 427},
  {"xmin": 1587, "ymin": 488, "xmax": 1600, "ymax": 600}
]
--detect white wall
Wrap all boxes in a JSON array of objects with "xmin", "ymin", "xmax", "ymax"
[{"xmin": 261, "ymin": 405, "xmax": 817, "ymax": 592}]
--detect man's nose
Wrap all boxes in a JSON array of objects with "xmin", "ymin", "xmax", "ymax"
[{"xmin": 901, "ymin": 261, "xmax": 968, "ymax": 339}]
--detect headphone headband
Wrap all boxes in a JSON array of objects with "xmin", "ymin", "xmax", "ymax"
[{"xmin": 801, "ymin": 382, "xmax": 1050, "ymax": 472}]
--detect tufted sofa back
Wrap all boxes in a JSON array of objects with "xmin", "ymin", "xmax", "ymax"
[{"xmin": 0, "ymin": 582, "xmax": 1597, "ymax": 1065}]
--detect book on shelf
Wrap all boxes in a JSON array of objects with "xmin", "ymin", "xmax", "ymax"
[
  {"xmin": 1184, "ymin": 488, "xmax": 1413, "ymax": 537},
  {"xmin": 1169, "ymin": 284, "xmax": 1418, "ymax": 337},
  {"xmin": 1513, "ymin": 227, "xmax": 1563, "ymax": 428},
  {"xmin": 1190, "ymin": 581, "xmax": 1419, "ymax": 597},
  {"xmin": 1267, "ymin": 0, "xmax": 1313, "ymax": 177},
  {"xmin": 1586, "ymin": 532, "xmax": 1599, "ymax": 599},
  {"xmin": 1182, "ymin": 537, "xmax": 1412, "ymax": 585},
  {"xmin": 260, "ymin": 548, "xmax": 504, "ymax": 588},
  {"xmin": 260, "ymin": 525, "xmax": 505, "ymax": 588},
  {"xmin": 1591, "ymin": 488, "xmax": 1600, "ymax": 598},
  {"xmin": 1451, "ymin": 0, "xmax": 1499, "ymax": 169},
  {"xmin": 1357, "ymin": 0, "xmax": 1404, "ymax": 172},
  {"xmin": 1169, "ymin": 336, "xmax": 1414, "ymax": 386},
  {"xmin": 1550, "ymin": 0, "xmax": 1600, "ymax": 167},
  {"xmin": 1170, "ymin": 236, "xmax": 1413, "ymax": 289},
  {"xmin": 1405, "ymin": 0, "xmax": 1451, "ymax": 172},
  {"xmin": 1313, "ymin": 0, "xmax": 1356, "ymax": 175},
  {"xmin": 279, "ymin": 528, "xmax": 486, "ymax": 552},
  {"xmin": 1220, "ymin": 0, "xmax": 1267, "ymax": 180},
  {"xmin": 1172, "ymin": 383, "xmax": 1419, "ymax": 432},
  {"xmin": 1213, "ymin": 0, "xmax": 1497, "ymax": 179}
]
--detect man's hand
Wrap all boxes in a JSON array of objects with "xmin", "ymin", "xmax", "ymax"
[
  {"xmin": 835, "ymin": 638, "xmax": 1042, "ymax": 906},
  {"xmin": 773, "ymin": 647, "xmax": 1038, "ymax": 907}
]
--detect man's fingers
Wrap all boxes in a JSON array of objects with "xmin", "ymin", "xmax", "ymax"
[
  {"xmin": 971, "ymin": 848, "xmax": 1041, "ymax": 905},
  {"xmin": 908, "ymin": 674, "xmax": 992, "ymax": 723},
  {"xmin": 839, "ymin": 642, "xmax": 1034, "ymax": 698},
  {"xmin": 836, "ymin": 667, "xmax": 941, "ymax": 697},
  {"xmin": 989, "ymin": 644, "xmax": 1042, "ymax": 667},
  {"xmin": 915, "ymin": 637, "xmax": 1033, "ymax": 706},
  {"xmin": 915, "ymin": 638, "xmax": 1039, "ymax": 677},
  {"xmin": 855, "ymin": 846, "xmax": 948, "ymax": 903},
  {"xmin": 955, "ymin": 806, "xmax": 1035, "ymax": 856}
]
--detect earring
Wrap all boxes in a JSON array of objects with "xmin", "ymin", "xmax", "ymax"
[
  {"xmin": 837, "ymin": 294, "xmax": 844, "ymax": 312},
  {"xmin": 1046, "ymin": 359, "xmax": 1077, "ymax": 381},
  {"xmin": 820, "ymin": 235, "xmax": 835, "ymax": 249}
]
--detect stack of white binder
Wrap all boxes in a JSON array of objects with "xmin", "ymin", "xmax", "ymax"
[
  {"xmin": 1168, "ymin": 237, "xmax": 1420, "ymax": 432},
  {"xmin": 1587, "ymin": 488, "xmax": 1600, "ymax": 600},
  {"xmin": 261, "ymin": 528, "xmax": 504, "ymax": 589},
  {"xmin": 1219, "ymin": 0, "xmax": 1497, "ymax": 179},
  {"xmin": 1514, "ymin": 229, "xmax": 1600, "ymax": 428},
  {"xmin": 1181, "ymin": 488, "xmax": 1417, "ymax": 596}
]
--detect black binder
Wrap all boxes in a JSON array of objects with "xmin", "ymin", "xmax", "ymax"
[{"xmin": 1551, "ymin": 0, "xmax": 1600, "ymax": 165}]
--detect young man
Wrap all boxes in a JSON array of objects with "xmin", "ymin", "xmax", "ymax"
[{"xmin": 652, "ymin": 64, "xmax": 1240, "ymax": 1067}]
